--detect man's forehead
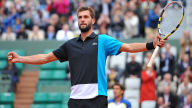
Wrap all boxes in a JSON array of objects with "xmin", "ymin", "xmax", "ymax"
[{"xmin": 78, "ymin": 10, "xmax": 91, "ymax": 16}]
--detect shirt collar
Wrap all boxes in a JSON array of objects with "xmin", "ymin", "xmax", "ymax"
[{"xmin": 78, "ymin": 32, "xmax": 96, "ymax": 41}]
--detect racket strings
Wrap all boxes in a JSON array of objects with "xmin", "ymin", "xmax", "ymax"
[{"xmin": 159, "ymin": 3, "xmax": 183, "ymax": 37}]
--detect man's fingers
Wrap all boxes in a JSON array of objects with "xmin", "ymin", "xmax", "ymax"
[
  {"xmin": 8, "ymin": 52, "xmax": 14, "ymax": 61},
  {"xmin": 158, "ymin": 39, "xmax": 166, "ymax": 47}
]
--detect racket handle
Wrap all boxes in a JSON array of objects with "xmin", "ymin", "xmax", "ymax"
[{"xmin": 147, "ymin": 46, "xmax": 160, "ymax": 68}]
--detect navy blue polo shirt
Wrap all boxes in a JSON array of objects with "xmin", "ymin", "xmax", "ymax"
[{"xmin": 53, "ymin": 32, "xmax": 123, "ymax": 99}]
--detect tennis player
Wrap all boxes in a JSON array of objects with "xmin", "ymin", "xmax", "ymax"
[{"xmin": 8, "ymin": 6, "xmax": 166, "ymax": 108}]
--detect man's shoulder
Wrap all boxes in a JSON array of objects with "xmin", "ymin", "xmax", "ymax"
[
  {"xmin": 65, "ymin": 37, "xmax": 79, "ymax": 44},
  {"xmin": 108, "ymin": 99, "xmax": 115, "ymax": 103},
  {"xmin": 121, "ymin": 98, "xmax": 131, "ymax": 106}
]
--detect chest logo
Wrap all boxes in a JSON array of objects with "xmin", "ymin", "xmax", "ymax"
[{"xmin": 92, "ymin": 42, "xmax": 97, "ymax": 45}]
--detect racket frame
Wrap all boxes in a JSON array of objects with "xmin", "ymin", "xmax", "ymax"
[{"xmin": 147, "ymin": 1, "xmax": 184, "ymax": 68}]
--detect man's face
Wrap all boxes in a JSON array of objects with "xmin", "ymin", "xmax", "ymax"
[
  {"xmin": 78, "ymin": 10, "xmax": 95, "ymax": 32},
  {"xmin": 113, "ymin": 85, "xmax": 123, "ymax": 98}
]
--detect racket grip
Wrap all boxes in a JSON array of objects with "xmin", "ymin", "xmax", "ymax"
[{"xmin": 147, "ymin": 46, "xmax": 160, "ymax": 68}]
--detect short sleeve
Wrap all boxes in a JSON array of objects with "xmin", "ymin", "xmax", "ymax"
[
  {"xmin": 53, "ymin": 42, "xmax": 68, "ymax": 62},
  {"xmin": 101, "ymin": 35, "xmax": 123, "ymax": 56}
]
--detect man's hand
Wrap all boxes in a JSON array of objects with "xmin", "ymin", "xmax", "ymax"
[
  {"xmin": 8, "ymin": 52, "xmax": 20, "ymax": 63},
  {"xmin": 153, "ymin": 35, "xmax": 167, "ymax": 48}
]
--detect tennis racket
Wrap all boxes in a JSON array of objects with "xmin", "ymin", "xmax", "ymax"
[{"xmin": 147, "ymin": 1, "xmax": 184, "ymax": 68}]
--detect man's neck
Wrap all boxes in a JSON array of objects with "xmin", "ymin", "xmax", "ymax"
[
  {"xmin": 115, "ymin": 96, "xmax": 122, "ymax": 103},
  {"xmin": 81, "ymin": 29, "xmax": 93, "ymax": 41}
]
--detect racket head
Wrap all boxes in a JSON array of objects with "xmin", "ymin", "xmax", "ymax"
[{"xmin": 158, "ymin": 1, "xmax": 184, "ymax": 40}]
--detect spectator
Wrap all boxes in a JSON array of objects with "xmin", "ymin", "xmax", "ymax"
[
  {"xmin": 1, "ymin": 60, "xmax": 19, "ymax": 92},
  {"xmin": 145, "ymin": 3, "xmax": 161, "ymax": 39},
  {"xmin": 53, "ymin": 0, "xmax": 70, "ymax": 17},
  {"xmin": 110, "ymin": 9, "xmax": 124, "ymax": 39},
  {"xmin": 157, "ymin": 73, "xmax": 177, "ymax": 94},
  {"xmin": 46, "ymin": 0, "xmax": 55, "ymax": 13},
  {"xmin": 180, "ymin": 66, "xmax": 192, "ymax": 82},
  {"xmin": 143, "ymin": 52, "xmax": 157, "ymax": 71},
  {"xmin": 178, "ymin": 89, "xmax": 192, "ymax": 108},
  {"xmin": 140, "ymin": 67, "xmax": 156, "ymax": 104},
  {"xmin": 98, "ymin": 0, "xmax": 112, "ymax": 18},
  {"xmin": 46, "ymin": 13, "xmax": 60, "ymax": 33},
  {"xmin": 108, "ymin": 83, "xmax": 131, "ymax": 108},
  {"xmin": 57, "ymin": 16, "xmax": 68, "ymax": 30},
  {"xmin": 155, "ymin": 96, "xmax": 166, "ymax": 108},
  {"xmin": 17, "ymin": 24, "xmax": 28, "ymax": 40},
  {"xmin": 56, "ymin": 24, "xmax": 74, "ymax": 41},
  {"xmin": 28, "ymin": 25, "xmax": 45, "ymax": 40},
  {"xmin": 178, "ymin": 54, "xmax": 192, "ymax": 77},
  {"xmin": 177, "ymin": 76, "xmax": 192, "ymax": 97},
  {"xmin": 139, "ymin": 0, "xmax": 156, "ymax": 12},
  {"xmin": 2, "ymin": 5, "xmax": 20, "ymax": 32},
  {"xmin": 180, "ymin": 30, "xmax": 192, "ymax": 59},
  {"xmin": 97, "ymin": 14, "xmax": 110, "ymax": 34},
  {"xmin": 22, "ymin": 8, "xmax": 34, "ymax": 30},
  {"xmin": 107, "ymin": 68, "xmax": 118, "ymax": 89},
  {"xmin": 13, "ymin": 18, "xmax": 21, "ymax": 34},
  {"xmin": 160, "ymin": 43, "xmax": 175, "ymax": 78},
  {"xmin": 124, "ymin": 53, "xmax": 141, "ymax": 78},
  {"xmin": 123, "ymin": 9, "xmax": 139, "ymax": 39},
  {"xmin": 45, "ymin": 25, "xmax": 56, "ymax": 40},
  {"xmin": 183, "ymin": 94, "xmax": 192, "ymax": 108},
  {"xmin": 158, "ymin": 86, "xmax": 178, "ymax": 108},
  {"xmin": 1, "ymin": 26, "xmax": 16, "ymax": 41},
  {"xmin": 34, "ymin": 10, "xmax": 49, "ymax": 30}
]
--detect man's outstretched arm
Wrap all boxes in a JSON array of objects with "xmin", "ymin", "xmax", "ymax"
[
  {"xmin": 119, "ymin": 35, "xmax": 166, "ymax": 53},
  {"xmin": 8, "ymin": 52, "xmax": 58, "ymax": 65}
]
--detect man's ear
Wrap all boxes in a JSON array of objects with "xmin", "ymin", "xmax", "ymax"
[{"xmin": 92, "ymin": 18, "xmax": 96, "ymax": 24}]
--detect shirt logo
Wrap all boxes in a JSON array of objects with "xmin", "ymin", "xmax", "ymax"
[{"xmin": 92, "ymin": 42, "xmax": 97, "ymax": 45}]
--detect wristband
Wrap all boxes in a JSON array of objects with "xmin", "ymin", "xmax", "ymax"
[{"xmin": 146, "ymin": 42, "xmax": 155, "ymax": 50}]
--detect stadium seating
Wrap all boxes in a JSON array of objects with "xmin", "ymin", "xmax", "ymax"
[
  {"xmin": 41, "ymin": 61, "xmax": 68, "ymax": 70},
  {"xmin": 107, "ymin": 89, "xmax": 114, "ymax": 100},
  {"xmin": 31, "ymin": 104, "xmax": 46, "ymax": 108},
  {"xmin": 109, "ymin": 52, "xmax": 127, "ymax": 70},
  {"xmin": 0, "ymin": 104, "xmax": 12, "ymax": 108},
  {"xmin": 128, "ymin": 99, "xmax": 139, "ymax": 108},
  {"xmin": 141, "ymin": 100, "xmax": 156, "ymax": 108},
  {"xmin": 0, "ymin": 60, "xmax": 7, "ymax": 70},
  {"xmin": 125, "ymin": 78, "xmax": 141, "ymax": 89},
  {"xmin": 33, "ymin": 92, "xmax": 48, "ymax": 103},
  {"xmin": 31, "ymin": 104, "xmax": 68, "ymax": 108},
  {"xmin": 127, "ymin": 52, "xmax": 143, "ymax": 64},
  {"xmin": 0, "ymin": 50, "xmax": 10, "ymax": 59},
  {"xmin": 39, "ymin": 70, "xmax": 67, "ymax": 80},
  {"xmin": 34, "ymin": 92, "xmax": 64, "ymax": 103},
  {"xmin": 0, "ymin": 49, "xmax": 25, "ymax": 76},
  {"xmin": 0, "ymin": 93, "xmax": 15, "ymax": 104},
  {"xmin": 124, "ymin": 78, "xmax": 141, "ymax": 108},
  {"xmin": 37, "ymin": 82, "xmax": 71, "ymax": 93}
]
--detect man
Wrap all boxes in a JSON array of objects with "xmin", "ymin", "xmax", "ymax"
[
  {"xmin": 160, "ymin": 43, "xmax": 175, "ymax": 78},
  {"xmin": 125, "ymin": 53, "xmax": 141, "ymax": 78},
  {"xmin": 157, "ymin": 73, "xmax": 177, "ymax": 94},
  {"xmin": 8, "ymin": 6, "xmax": 166, "ymax": 108},
  {"xmin": 108, "ymin": 83, "xmax": 131, "ymax": 108},
  {"xmin": 158, "ymin": 86, "xmax": 178, "ymax": 108},
  {"xmin": 145, "ymin": 3, "xmax": 161, "ymax": 39}
]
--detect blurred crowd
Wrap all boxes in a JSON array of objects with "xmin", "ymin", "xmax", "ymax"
[
  {"xmin": 0, "ymin": 0, "xmax": 186, "ymax": 41},
  {"xmin": 0, "ymin": 0, "xmax": 191, "ymax": 107},
  {"xmin": 107, "ymin": 30, "xmax": 192, "ymax": 108}
]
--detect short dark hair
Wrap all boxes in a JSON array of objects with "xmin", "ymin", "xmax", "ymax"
[
  {"xmin": 77, "ymin": 6, "xmax": 95, "ymax": 18},
  {"xmin": 113, "ymin": 83, "xmax": 125, "ymax": 91}
]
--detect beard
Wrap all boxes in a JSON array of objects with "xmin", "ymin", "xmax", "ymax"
[{"xmin": 79, "ymin": 22, "xmax": 92, "ymax": 33}]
